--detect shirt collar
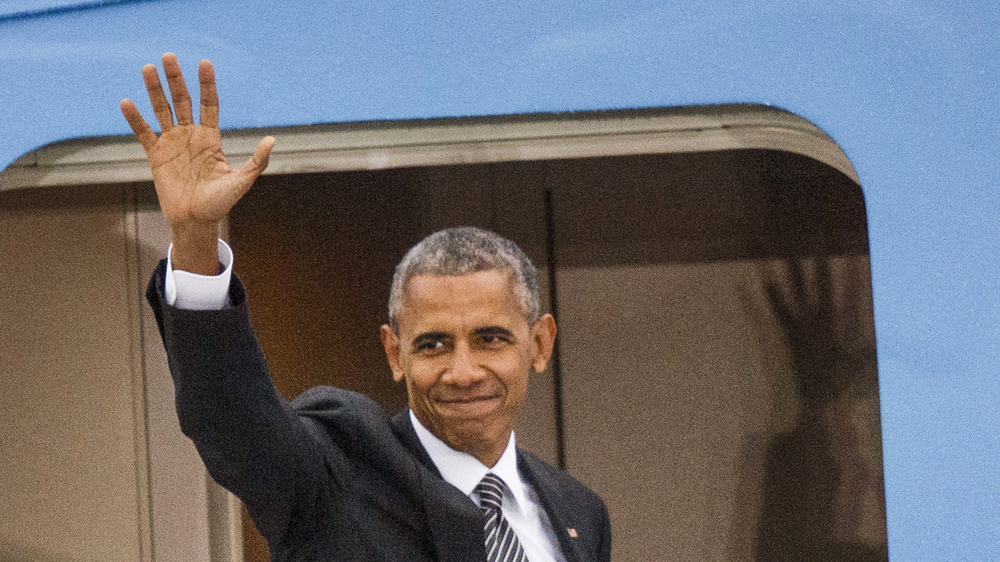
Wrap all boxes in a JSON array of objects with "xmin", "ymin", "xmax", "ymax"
[{"xmin": 409, "ymin": 410, "xmax": 528, "ymax": 514}]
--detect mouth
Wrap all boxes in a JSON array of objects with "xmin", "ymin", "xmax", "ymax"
[{"xmin": 434, "ymin": 394, "xmax": 502, "ymax": 416}]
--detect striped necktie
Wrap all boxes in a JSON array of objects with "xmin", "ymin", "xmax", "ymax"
[{"xmin": 475, "ymin": 473, "xmax": 529, "ymax": 562}]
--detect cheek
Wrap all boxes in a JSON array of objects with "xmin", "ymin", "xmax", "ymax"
[
  {"xmin": 508, "ymin": 376, "xmax": 529, "ymax": 402},
  {"xmin": 502, "ymin": 377, "xmax": 530, "ymax": 419},
  {"xmin": 404, "ymin": 361, "xmax": 439, "ymax": 396},
  {"xmin": 499, "ymin": 357, "xmax": 532, "ymax": 403}
]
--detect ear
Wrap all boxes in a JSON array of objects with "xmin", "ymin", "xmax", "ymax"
[
  {"xmin": 380, "ymin": 324, "xmax": 405, "ymax": 383},
  {"xmin": 529, "ymin": 314, "xmax": 557, "ymax": 373}
]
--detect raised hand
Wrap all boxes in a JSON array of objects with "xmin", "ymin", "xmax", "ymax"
[{"xmin": 121, "ymin": 53, "xmax": 274, "ymax": 274}]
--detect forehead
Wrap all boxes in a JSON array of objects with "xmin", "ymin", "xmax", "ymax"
[{"xmin": 398, "ymin": 270, "xmax": 524, "ymax": 331}]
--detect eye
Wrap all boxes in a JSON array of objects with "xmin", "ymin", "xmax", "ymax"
[
  {"xmin": 478, "ymin": 333, "xmax": 512, "ymax": 348},
  {"xmin": 414, "ymin": 338, "xmax": 448, "ymax": 355}
]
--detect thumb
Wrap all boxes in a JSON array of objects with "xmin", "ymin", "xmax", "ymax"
[
  {"xmin": 221, "ymin": 136, "xmax": 275, "ymax": 209},
  {"xmin": 238, "ymin": 135, "xmax": 276, "ymax": 182}
]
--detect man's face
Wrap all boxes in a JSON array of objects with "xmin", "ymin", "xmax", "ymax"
[{"xmin": 380, "ymin": 270, "xmax": 556, "ymax": 465}]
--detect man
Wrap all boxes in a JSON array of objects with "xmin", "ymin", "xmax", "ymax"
[{"xmin": 124, "ymin": 53, "xmax": 611, "ymax": 561}]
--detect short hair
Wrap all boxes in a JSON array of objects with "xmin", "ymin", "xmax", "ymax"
[{"xmin": 388, "ymin": 227, "xmax": 541, "ymax": 332}]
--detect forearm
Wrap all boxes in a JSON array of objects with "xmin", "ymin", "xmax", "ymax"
[{"xmin": 147, "ymin": 261, "xmax": 322, "ymax": 538}]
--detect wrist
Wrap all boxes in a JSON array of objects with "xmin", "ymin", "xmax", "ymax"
[{"xmin": 170, "ymin": 222, "xmax": 222, "ymax": 275}]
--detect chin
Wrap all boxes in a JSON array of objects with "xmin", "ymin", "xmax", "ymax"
[{"xmin": 440, "ymin": 418, "xmax": 503, "ymax": 449}]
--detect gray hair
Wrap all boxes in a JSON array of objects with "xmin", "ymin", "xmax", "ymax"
[{"xmin": 388, "ymin": 227, "xmax": 540, "ymax": 332}]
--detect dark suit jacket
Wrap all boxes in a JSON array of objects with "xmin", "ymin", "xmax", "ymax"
[{"xmin": 147, "ymin": 261, "xmax": 611, "ymax": 561}]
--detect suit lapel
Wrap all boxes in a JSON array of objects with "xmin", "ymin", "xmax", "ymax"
[
  {"xmin": 390, "ymin": 408, "xmax": 441, "ymax": 476},
  {"xmin": 391, "ymin": 409, "xmax": 487, "ymax": 562},
  {"xmin": 518, "ymin": 452, "xmax": 591, "ymax": 562}
]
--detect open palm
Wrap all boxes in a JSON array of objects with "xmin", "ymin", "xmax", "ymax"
[{"xmin": 121, "ymin": 53, "xmax": 273, "ymax": 273}]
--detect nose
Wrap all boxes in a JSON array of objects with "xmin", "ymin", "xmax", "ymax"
[{"xmin": 442, "ymin": 342, "xmax": 487, "ymax": 386}]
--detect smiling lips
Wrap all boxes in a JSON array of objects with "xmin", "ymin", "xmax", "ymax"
[{"xmin": 434, "ymin": 394, "xmax": 502, "ymax": 415}]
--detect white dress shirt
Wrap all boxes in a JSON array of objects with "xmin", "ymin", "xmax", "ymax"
[
  {"xmin": 410, "ymin": 411, "xmax": 566, "ymax": 562},
  {"xmin": 165, "ymin": 240, "xmax": 566, "ymax": 561}
]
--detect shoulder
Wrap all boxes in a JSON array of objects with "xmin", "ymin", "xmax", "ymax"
[
  {"xmin": 291, "ymin": 386, "xmax": 390, "ymax": 439},
  {"xmin": 289, "ymin": 386, "xmax": 405, "ymax": 458},
  {"xmin": 291, "ymin": 385, "xmax": 383, "ymax": 413},
  {"xmin": 517, "ymin": 449, "xmax": 607, "ymax": 515},
  {"xmin": 518, "ymin": 449, "xmax": 613, "ymax": 560}
]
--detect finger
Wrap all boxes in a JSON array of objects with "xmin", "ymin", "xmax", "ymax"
[
  {"xmin": 199, "ymin": 60, "xmax": 219, "ymax": 128},
  {"xmin": 120, "ymin": 98, "xmax": 158, "ymax": 152},
  {"xmin": 162, "ymin": 52, "xmax": 194, "ymax": 126},
  {"xmin": 142, "ymin": 63, "xmax": 174, "ymax": 132},
  {"xmin": 234, "ymin": 136, "xmax": 276, "ymax": 188}
]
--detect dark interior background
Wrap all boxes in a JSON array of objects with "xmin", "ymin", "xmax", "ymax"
[{"xmin": 228, "ymin": 149, "xmax": 886, "ymax": 561}]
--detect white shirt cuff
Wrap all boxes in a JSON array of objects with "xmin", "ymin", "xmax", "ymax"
[{"xmin": 164, "ymin": 239, "xmax": 233, "ymax": 310}]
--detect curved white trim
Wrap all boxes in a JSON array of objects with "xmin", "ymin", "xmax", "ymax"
[{"xmin": 0, "ymin": 104, "xmax": 857, "ymax": 192}]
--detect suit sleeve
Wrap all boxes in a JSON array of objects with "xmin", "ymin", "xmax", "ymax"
[{"xmin": 146, "ymin": 259, "xmax": 335, "ymax": 542}]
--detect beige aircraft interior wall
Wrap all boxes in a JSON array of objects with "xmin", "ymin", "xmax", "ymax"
[
  {"xmin": 557, "ymin": 256, "xmax": 884, "ymax": 561},
  {"xmin": 0, "ymin": 184, "xmax": 229, "ymax": 562},
  {"xmin": 0, "ymin": 185, "xmax": 145, "ymax": 561}
]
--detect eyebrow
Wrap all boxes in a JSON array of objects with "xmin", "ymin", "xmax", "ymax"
[
  {"xmin": 411, "ymin": 332, "xmax": 448, "ymax": 348},
  {"xmin": 474, "ymin": 326, "xmax": 515, "ymax": 339},
  {"xmin": 410, "ymin": 326, "xmax": 515, "ymax": 347}
]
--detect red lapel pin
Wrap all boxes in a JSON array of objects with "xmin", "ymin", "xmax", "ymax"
[{"xmin": 567, "ymin": 528, "xmax": 578, "ymax": 538}]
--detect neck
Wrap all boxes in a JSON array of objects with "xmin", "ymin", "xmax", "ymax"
[
  {"xmin": 469, "ymin": 445, "xmax": 505, "ymax": 468},
  {"xmin": 441, "ymin": 429, "xmax": 509, "ymax": 467}
]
